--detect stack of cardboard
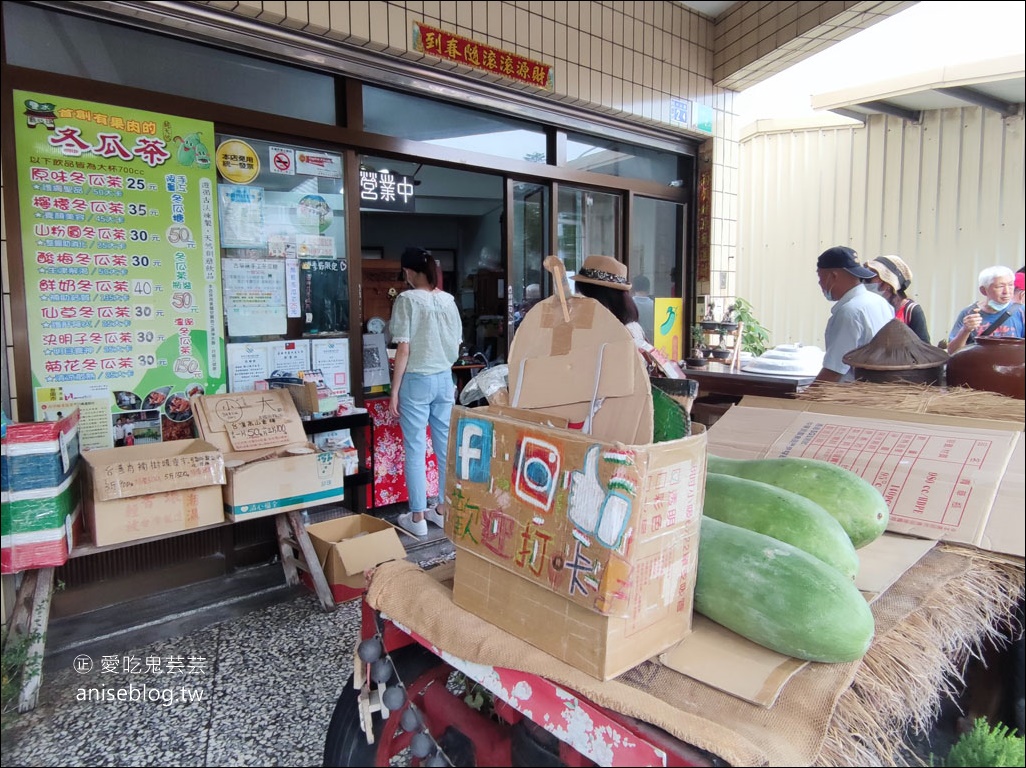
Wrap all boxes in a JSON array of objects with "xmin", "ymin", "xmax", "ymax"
[
  {"xmin": 191, "ymin": 389, "xmax": 347, "ymax": 520},
  {"xmin": 445, "ymin": 294, "xmax": 708, "ymax": 680},
  {"xmin": 1, "ymin": 410, "xmax": 82, "ymax": 571},
  {"xmin": 81, "ymin": 439, "xmax": 225, "ymax": 547}
]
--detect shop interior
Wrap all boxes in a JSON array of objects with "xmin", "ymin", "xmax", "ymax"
[{"xmin": 359, "ymin": 156, "xmax": 509, "ymax": 367}]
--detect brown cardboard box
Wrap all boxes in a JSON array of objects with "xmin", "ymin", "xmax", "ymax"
[
  {"xmin": 306, "ymin": 514, "xmax": 407, "ymax": 602},
  {"xmin": 706, "ymin": 396, "xmax": 1024, "ymax": 558},
  {"xmin": 192, "ymin": 389, "xmax": 347, "ymax": 520},
  {"xmin": 446, "ymin": 404, "xmax": 707, "ymax": 680},
  {"xmin": 83, "ymin": 440, "xmax": 224, "ymax": 501},
  {"xmin": 80, "ymin": 440, "xmax": 226, "ymax": 546}
]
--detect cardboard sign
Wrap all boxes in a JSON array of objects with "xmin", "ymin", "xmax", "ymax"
[
  {"xmin": 708, "ymin": 397, "xmax": 1024, "ymax": 558},
  {"xmin": 446, "ymin": 405, "xmax": 706, "ymax": 619}
]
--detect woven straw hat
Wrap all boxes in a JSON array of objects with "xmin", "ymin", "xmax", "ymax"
[
  {"xmin": 571, "ymin": 255, "xmax": 631, "ymax": 291},
  {"xmin": 865, "ymin": 255, "xmax": 913, "ymax": 293}
]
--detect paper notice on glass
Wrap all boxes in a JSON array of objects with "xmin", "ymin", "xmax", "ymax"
[
  {"xmin": 312, "ymin": 337, "xmax": 350, "ymax": 394},
  {"xmin": 296, "ymin": 234, "xmax": 336, "ymax": 258},
  {"xmin": 219, "ymin": 185, "xmax": 265, "ymax": 248},
  {"xmin": 285, "ymin": 258, "xmax": 301, "ymax": 317},
  {"xmin": 227, "ymin": 343, "xmax": 271, "ymax": 392},
  {"xmin": 266, "ymin": 338, "xmax": 310, "ymax": 374},
  {"xmin": 363, "ymin": 333, "xmax": 391, "ymax": 388},
  {"xmin": 222, "ymin": 258, "xmax": 287, "ymax": 336}
]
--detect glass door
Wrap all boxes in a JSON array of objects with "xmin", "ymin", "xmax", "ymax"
[
  {"xmin": 556, "ymin": 186, "xmax": 621, "ymax": 279},
  {"xmin": 630, "ymin": 196, "xmax": 686, "ymax": 359},
  {"xmin": 510, "ymin": 181, "xmax": 549, "ymax": 343}
]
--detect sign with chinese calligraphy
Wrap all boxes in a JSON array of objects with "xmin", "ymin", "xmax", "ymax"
[
  {"xmin": 12, "ymin": 91, "xmax": 226, "ymax": 448},
  {"xmin": 358, "ymin": 168, "xmax": 415, "ymax": 211},
  {"xmin": 413, "ymin": 22, "xmax": 553, "ymax": 91}
]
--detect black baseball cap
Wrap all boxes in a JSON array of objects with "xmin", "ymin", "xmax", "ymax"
[{"xmin": 817, "ymin": 246, "xmax": 875, "ymax": 279}]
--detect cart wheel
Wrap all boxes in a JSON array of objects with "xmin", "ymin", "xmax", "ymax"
[{"xmin": 323, "ymin": 644, "xmax": 444, "ymax": 767}]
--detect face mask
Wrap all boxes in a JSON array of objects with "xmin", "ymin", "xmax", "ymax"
[
  {"xmin": 821, "ymin": 288, "xmax": 834, "ymax": 302},
  {"xmin": 865, "ymin": 283, "xmax": 887, "ymax": 296},
  {"xmin": 987, "ymin": 300, "xmax": 1011, "ymax": 312}
]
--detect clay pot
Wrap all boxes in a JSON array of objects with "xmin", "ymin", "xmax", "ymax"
[{"xmin": 945, "ymin": 337, "xmax": 1025, "ymax": 400}]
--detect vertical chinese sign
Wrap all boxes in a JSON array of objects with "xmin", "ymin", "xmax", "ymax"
[{"xmin": 12, "ymin": 91, "xmax": 225, "ymax": 449}]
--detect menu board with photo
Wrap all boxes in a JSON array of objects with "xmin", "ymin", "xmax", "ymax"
[{"xmin": 12, "ymin": 90, "xmax": 226, "ymax": 448}]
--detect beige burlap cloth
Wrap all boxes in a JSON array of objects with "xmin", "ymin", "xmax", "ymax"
[{"xmin": 366, "ymin": 547, "xmax": 1023, "ymax": 767}]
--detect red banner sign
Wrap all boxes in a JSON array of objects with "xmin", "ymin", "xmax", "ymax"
[{"xmin": 413, "ymin": 22, "xmax": 553, "ymax": 91}]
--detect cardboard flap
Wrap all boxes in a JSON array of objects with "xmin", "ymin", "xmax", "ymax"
[
  {"xmin": 336, "ymin": 529, "xmax": 407, "ymax": 576},
  {"xmin": 660, "ymin": 615, "xmax": 808, "ymax": 708},
  {"xmin": 661, "ymin": 534, "xmax": 937, "ymax": 707},
  {"xmin": 192, "ymin": 389, "xmax": 308, "ymax": 452},
  {"xmin": 510, "ymin": 340, "xmax": 637, "ymax": 409},
  {"xmin": 708, "ymin": 398, "xmax": 1024, "ymax": 558}
]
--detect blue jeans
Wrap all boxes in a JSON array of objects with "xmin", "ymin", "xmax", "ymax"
[{"xmin": 398, "ymin": 371, "xmax": 455, "ymax": 514}]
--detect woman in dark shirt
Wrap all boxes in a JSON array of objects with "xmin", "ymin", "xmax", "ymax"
[{"xmin": 864, "ymin": 256, "xmax": 931, "ymax": 344}]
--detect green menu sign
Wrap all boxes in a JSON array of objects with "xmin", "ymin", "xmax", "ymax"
[{"xmin": 12, "ymin": 91, "xmax": 226, "ymax": 448}]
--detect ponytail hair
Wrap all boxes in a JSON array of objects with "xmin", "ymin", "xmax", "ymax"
[{"xmin": 400, "ymin": 246, "xmax": 439, "ymax": 289}]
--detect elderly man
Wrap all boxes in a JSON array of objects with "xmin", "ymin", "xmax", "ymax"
[
  {"xmin": 814, "ymin": 246, "xmax": 894, "ymax": 383},
  {"xmin": 947, "ymin": 265, "xmax": 1025, "ymax": 353}
]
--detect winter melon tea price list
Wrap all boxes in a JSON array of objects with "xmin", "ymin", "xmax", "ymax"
[{"xmin": 12, "ymin": 91, "xmax": 226, "ymax": 445}]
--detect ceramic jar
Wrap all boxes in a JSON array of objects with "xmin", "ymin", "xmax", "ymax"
[{"xmin": 945, "ymin": 337, "xmax": 1025, "ymax": 400}]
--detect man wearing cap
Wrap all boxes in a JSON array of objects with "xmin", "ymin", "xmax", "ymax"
[{"xmin": 815, "ymin": 246, "xmax": 894, "ymax": 383}]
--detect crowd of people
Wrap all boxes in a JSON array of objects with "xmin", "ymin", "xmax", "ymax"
[{"xmin": 814, "ymin": 246, "xmax": 1024, "ymax": 384}]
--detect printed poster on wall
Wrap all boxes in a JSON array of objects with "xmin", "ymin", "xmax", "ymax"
[{"xmin": 12, "ymin": 91, "xmax": 226, "ymax": 448}]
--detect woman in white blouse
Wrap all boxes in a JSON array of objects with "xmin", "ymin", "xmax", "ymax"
[{"xmin": 389, "ymin": 247, "xmax": 463, "ymax": 538}]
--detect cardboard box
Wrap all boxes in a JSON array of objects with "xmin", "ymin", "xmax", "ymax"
[
  {"xmin": 707, "ymin": 396, "xmax": 1024, "ymax": 558},
  {"xmin": 446, "ymin": 404, "xmax": 707, "ymax": 680},
  {"xmin": 84, "ymin": 484, "xmax": 225, "ymax": 547},
  {"xmin": 306, "ymin": 514, "xmax": 407, "ymax": 602},
  {"xmin": 83, "ymin": 439, "xmax": 225, "ymax": 501},
  {"xmin": 192, "ymin": 389, "xmax": 347, "ymax": 520},
  {"xmin": 80, "ymin": 439, "xmax": 226, "ymax": 547}
]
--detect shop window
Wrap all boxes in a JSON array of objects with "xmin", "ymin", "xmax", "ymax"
[
  {"xmin": 566, "ymin": 131, "xmax": 681, "ymax": 185},
  {"xmin": 2, "ymin": 3, "xmax": 336, "ymax": 124},
  {"xmin": 214, "ymin": 134, "xmax": 350, "ymax": 393},
  {"xmin": 363, "ymin": 85, "xmax": 547, "ymax": 164}
]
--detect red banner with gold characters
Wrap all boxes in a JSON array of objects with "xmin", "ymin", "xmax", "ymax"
[{"xmin": 413, "ymin": 22, "xmax": 553, "ymax": 91}]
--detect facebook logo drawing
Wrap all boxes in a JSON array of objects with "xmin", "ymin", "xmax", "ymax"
[{"xmin": 455, "ymin": 418, "xmax": 493, "ymax": 484}]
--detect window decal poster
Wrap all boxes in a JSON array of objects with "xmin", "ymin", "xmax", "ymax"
[{"xmin": 12, "ymin": 91, "xmax": 226, "ymax": 448}]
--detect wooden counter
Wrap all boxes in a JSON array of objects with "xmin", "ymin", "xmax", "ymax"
[{"xmin": 684, "ymin": 362, "xmax": 815, "ymax": 400}]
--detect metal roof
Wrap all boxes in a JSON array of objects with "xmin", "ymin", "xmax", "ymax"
[{"xmin": 810, "ymin": 53, "xmax": 1025, "ymax": 123}]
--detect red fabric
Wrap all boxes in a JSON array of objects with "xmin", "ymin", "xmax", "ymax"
[{"xmin": 364, "ymin": 397, "xmax": 439, "ymax": 508}]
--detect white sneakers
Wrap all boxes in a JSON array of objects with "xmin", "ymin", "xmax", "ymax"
[
  {"xmin": 397, "ymin": 506, "xmax": 446, "ymax": 539},
  {"xmin": 397, "ymin": 512, "xmax": 427, "ymax": 538},
  {"xmin": 423, "ymin": 505, "xmax": 445, "ymax": 527}
]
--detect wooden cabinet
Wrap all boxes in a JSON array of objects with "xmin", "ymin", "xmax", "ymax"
[{"xmin": 361, "ymin": 259, "xmax": 404, "ymax": 330}]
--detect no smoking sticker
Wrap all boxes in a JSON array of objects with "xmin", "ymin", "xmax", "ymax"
[{"xmin": 269, "ymin": 145, "xmax": 295, "ymax": 175}]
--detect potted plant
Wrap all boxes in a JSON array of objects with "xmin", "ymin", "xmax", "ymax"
[
  {"xmin": 729, "ymin": 298, "xmax": 771, "ymax": 357},
  {"xmin": 690, "ymin": 325, "xmax": 707, "ymax": 359}
]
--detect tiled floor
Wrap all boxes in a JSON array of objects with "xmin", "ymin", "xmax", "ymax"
[{"xmin": 1, "ymin": 508, "xmax": 454, "ymax": 767}]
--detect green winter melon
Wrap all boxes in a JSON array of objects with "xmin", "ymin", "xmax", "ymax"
[
  {"xmin": 703, "ymin": 472, "xmax": 859, "ymax": 579},
  {"xmin": 694, "ymin": 516, "xmax": 875, "ymax": 662},
  {"xmin": 707, "ymin": 455, "xmax": 889, "ymax": 549}
]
